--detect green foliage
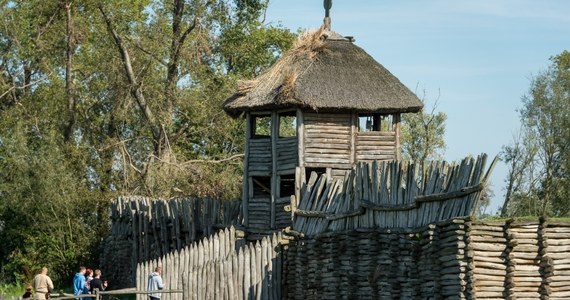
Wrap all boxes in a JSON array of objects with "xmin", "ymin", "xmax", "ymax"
[
  {"xmin": 0, "ymin": 105, "xmax": 105, "ymax": 285},
  {"xmin": 0, "ymin": 283, "xmax": 26, "ymax": 299},
  {"xmin": 401, "ymin": 94, "xmax": 447, "ymax": 163},
  {"xmin": 501, "ymin": 50, "xmax": 570, "ymax": 217},
  {"xmin": 0, "ymin": 0, "xmax": 295, "ymax": 285},
  {"xmin": 279, "ymin": 116, "xmax": 297, "ymax": 137}
]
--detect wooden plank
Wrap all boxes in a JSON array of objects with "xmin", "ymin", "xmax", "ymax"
[
  {"xmin": 305, "ymin": 138, "xmax": 352, "ymax": 145},
  {"xmin": 305, "ymin": 132, "xmax": 351, "ymax": 139},
  {"xmin": 356, "ymin": 131, "xmax": 396, "ymax": 137},
  {"xmin": 355, "ymin": 149, "xmax": 396, "ymax": 155},
  {"xmin": 355, "ymin": 145, "xmax": 397, "ymax": 151},
  {"xmin": 305, "ymin": 148, "xmax": 351, "ymax": 154},
  {"xmin": 356, "ymin": 154, "xmax": 396, "ymax": 161},
  {"xmin": 356, "ymin": 140, "xmax": 396, "ymax": 147},
  {"xmin": 304, "ymin": 156, "xmax": 351, "ymax": 163},
  {"xmin": 304, "ymin": 112, "xmax": 351, "ymax": 123}
]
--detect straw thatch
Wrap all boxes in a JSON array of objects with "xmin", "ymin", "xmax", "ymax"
[{"xmin": 223, "ymin": 27, "xmax": 423, "ymax": 116}]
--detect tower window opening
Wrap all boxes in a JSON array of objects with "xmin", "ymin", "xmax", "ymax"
[
  {"xmin": 279, "ymin": 111, "xmax": 297, "ymax": 137},
  {"xmin": 279, "ymin": 174, "xmax": 296, "ymax": 197},
  {"xmin": 252, "ymin": 115, "xmax": 271, "ymax": 138},
  {"xmin": 358, "ymin": 114, "xmax": 394, "ymax": 132},
  {"xmin": 252, "ymin": 176, "xmax": 271, "ymax": 197}
]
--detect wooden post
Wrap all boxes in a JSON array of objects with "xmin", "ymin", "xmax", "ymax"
[
  {"xmin": 297, "ymin": 109, "xmax": 305, "ymax": 184},
  {"xmin": 243, "ymin": 113, "xmax": 251, "ymax": 227},
  {"xmin": 294, "ymin": 167, "xmax": 301, "ymax": 214},
  {"xmin": 295, "ymin": 109, "xmax": 304, "ymax": 224},
  {"xmin": 271, "ymin": 112, "xmax": 278, "ymax": 229},
  {"xmin": 394, "ymin": 113, "xmax": 401, "ymax": 160},
  {"xmin": 350, "ymin": 112, "xmax": 357, "ymax": 164}
]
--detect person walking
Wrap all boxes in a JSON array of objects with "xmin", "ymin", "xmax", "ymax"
[
  {"xmin": 32, "ymin": 267, "xmax": 54, "ymax": 300},
  {"xmin": 73, "ymin": 266, "xmax": 87, "ymax": 298},
  {"xmin": 147, "ymin": 266, "xmax": 165, "ymax": 300}
]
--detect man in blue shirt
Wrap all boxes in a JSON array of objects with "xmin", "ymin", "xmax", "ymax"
[
  {"xmin": 73, "ymin": 266, "xmax": 87, "ymax": 298},
  {"xmin": 147, "ymin": 266, "xmax": 165, "ymax": 300}
]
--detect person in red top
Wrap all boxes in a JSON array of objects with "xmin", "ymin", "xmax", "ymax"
[{"xmin": 89, "ymin": 269, "xmax": 108, "ymax": 296}]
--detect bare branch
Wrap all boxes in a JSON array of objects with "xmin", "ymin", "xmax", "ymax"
[
  {"xmin": 0, "ymin": 76, "xmax": 49, "ymax": 99},
  {"xmin": 150, "ymin": 154, "xmax": 244, "ymax": 167},
  {"xmin": 182, "ymin": 154, "xmax": 244, "ymax": 165},
  {"xmin": 130, "ymin": 39, "xmax": 168, "ymax": 67},
  {"xmin": 178, "ymin": 17, "xmax": 198, "ymax": 49},
  {"xmin": 98, "ymin": 4, "xmax": 161, "ymax": 148}
]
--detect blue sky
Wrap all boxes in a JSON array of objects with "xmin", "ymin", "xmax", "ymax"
[{"xmin": 264, "ymin": 0, "xmax": 570, "ymax": 213}]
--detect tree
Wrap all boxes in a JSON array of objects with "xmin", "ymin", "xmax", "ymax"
[
  {"xmin": 500, "ymin": 130, "xmax": 539, "ymax": 217},
  {"xmin": 401, "ymin": 91, "xmax": 447, "ymax": 163},
  {"xmin": 501, "ymin": 51, "xmax": 570, "ymax": 217},
  {"xmin": 0, "ymin": 0, "xmax": 295, "ymax": 284}
]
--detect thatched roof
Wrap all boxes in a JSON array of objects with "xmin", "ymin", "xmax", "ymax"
[{"xmin": 223, "ymin": 28, "xmax": 423, "ymax": 117}]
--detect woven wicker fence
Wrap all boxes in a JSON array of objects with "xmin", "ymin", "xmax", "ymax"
[
  {"xmin": 284, "ymin": 217, "xmax": 570, "ymax": 299},
  {"xmin": 284, "ymin": 217, "xmax": 472, "ymax": 299},
  {"xmin": 469, "ymin": 219, "xmax": 570, "ymax": 299}
]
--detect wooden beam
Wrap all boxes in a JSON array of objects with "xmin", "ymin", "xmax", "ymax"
[
  {"xmin": 270, "ymin": 111, "xmax": 278, "ymax": 229},
  {"xmin": 350, "ymin": 111, "xmax": 357, "ymax": 164},
  {"xmin": 394, "ymin": 113, "xmax": 401, "ymax": 160},
  {"xmin": 297, "ymin": 109, "xmax": 305, "ymax": 183},
  {"xmin": 252, "ymin": 178, "xmax": 271, "ymax": 194},
  {"xmin": 415, "ymin": 182, "xmax": 485, "ymax": 203},
  {"xmin": 242, "ymin": 113, "xmax": 251, "ymax": 227}
]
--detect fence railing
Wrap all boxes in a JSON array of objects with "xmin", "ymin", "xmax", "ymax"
[
  {"xmin": 135, "ymin": 227, "xmax": 282, "ymax": 300},
  {"xmin": 48, "ymin": 288, "xmax": 183, "ymax": 300},
  {"xmin": 293, "ymin": 154, "xmax": 497, "ymax": 235}
]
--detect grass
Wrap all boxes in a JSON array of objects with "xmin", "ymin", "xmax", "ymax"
[
  {"xmin": 477, "ymin": 215, "xmax": 570, "ymax": 223},
  {"xmin": 0, "ymin": 284, "xmax": 137, "ymax": 300},
  {"xmin": 0, "ymin": 283, "xmax": 25, "ymax": 300}
]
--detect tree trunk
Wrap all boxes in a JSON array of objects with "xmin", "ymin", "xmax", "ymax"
[
  {"xmin": 63, "ymin": 1, "xmax": 77, "ymax": 142},
  {"xmin": 99, "ymin": 4, "xmax": 162, "ymax": 156}
]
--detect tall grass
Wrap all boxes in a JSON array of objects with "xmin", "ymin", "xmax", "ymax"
[{"xmin": 0, "ymin": 283, "xmax": 25, "ymax": 300}]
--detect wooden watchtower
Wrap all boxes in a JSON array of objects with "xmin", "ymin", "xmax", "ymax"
[{"xmin": 223, "ymin": 26, "xmax": 423, "ymax": 231}]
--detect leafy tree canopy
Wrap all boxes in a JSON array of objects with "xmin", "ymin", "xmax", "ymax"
[
  {"xmin": 501, "ymin": 50, "xmax": 570, "ymax": 217},
  {"xmin": 0, "ymin": 0, "xmax": 295, "ymax": 285}
]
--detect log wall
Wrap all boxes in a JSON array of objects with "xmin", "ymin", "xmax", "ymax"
[
  {"xmin": 284, "ymin": 218, "xmax": 570, "ymax": 300},
  {"xmin": 276, "ymin": 137, "xmax": 298, "ymax": 173},
  {"xmin": 105, "ymin": 199, "xmax": 570, "ymax": 299},
  {"xmin": 245, "ymin": 123, "xmax": 297, "ymax": 231},
  {"xmin": 284, "ymin": 218, "xmax": 471, "ymax": 299},
  {"xmin": 247, "ymin": 136, "xmax": 298, "ymax": 175},
  {"xmin": 355, "ymin": 131, "xmax": 396, "ymax": 161},
  {"xmin": 469, "ymin": 219, "xmax": 570, "ymax": 300},
  {"xmin": 101, "ymin": 197, "xmax": 241, "ymax": 288},
  {"xmin": 247, "ymin": 138, "xmax": 272, "ymax": 175},
  {"xmin": 303, "ymin": 113, "xmax": 352, "ymax": 169},
  {"xmin": 247, "ymin": 196, "xmax": 271, "ymax": 230}
]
